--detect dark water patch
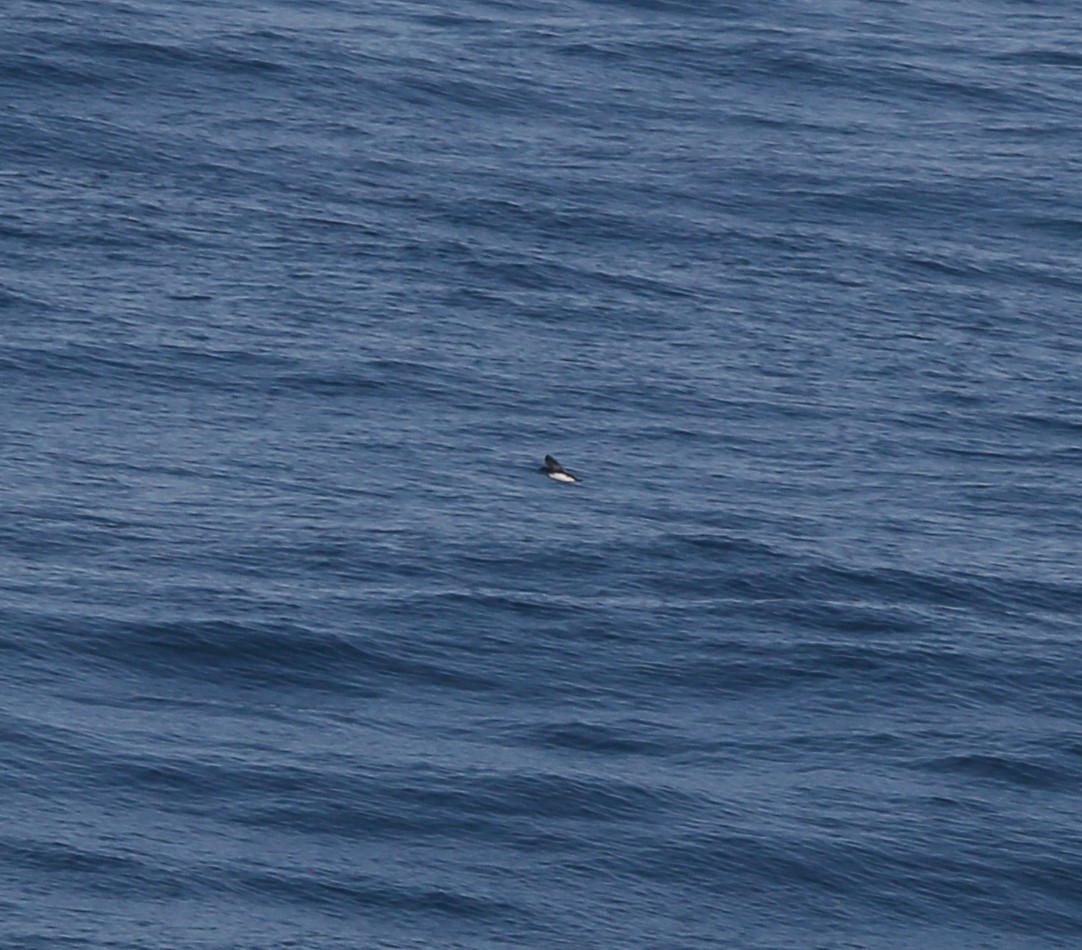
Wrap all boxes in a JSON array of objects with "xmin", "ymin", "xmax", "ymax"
[
  {"xmin": 46, "ymin": 616, "xmax": 498, "ymax": 696},
  {"xmin": 0, "ymin": 49, "xmax": 108, "ymax": 89},
  {"xmin": 584, "ymin": 0, "xmax": 742, "ymax": 18},
  {"xmin": 995, "ymin": 47, "xmax": 1082, "ymax": 69},
  {"xmin": 641, "ymin": 532, "xmax": 1042, "ymax": 623},
  {"xmin": 606, "ymin": 628, "xmax": 1046, "ymax": 722},
  {"xmin": 236, "ymin": 763, "xmax": 686, "ymax": 846},
  {"xmin": 438, "ymin": 769, "xmax": 684, "ymax": 824},
  {"xmin": 0, "ymin": 706, "xmax": 120, "ymax": 788},
  {"xmin": 4, "ymin": 341, "xmax": 299, "ymax": 395},
  {"xmin": 919, "ymin": 752, "xmax": 1074, "ymax": 793},
  {"xmin": 49, "ymin": 34, "xmax": 292, "ymax": 92},
  {"xmin": 631, "ymin": 820, "xmax": 1082, "ymax": 940},
  {"xmin": 1018, "ymin": 213, "xmax": 1082, "ymax": 240},
  {"xmin": 792, "ymin": 561, "xmax": 1071, "ymax": 622},
  {"xmin": 395, "ymin": 71, "xmax": 553, "ymax": 117},
  {"xmin": 0, "ymin": 836, "xmax": 190, "ymax": 899},
  {"xmin": 520, "ymin": 718, "xmax": 673, "ymax": 756},
  {"xmin": 1008, "ymin": 411, "xmax": 1082, "ymax": 437},
  {"xmin": 230, "ymin": 863, "xmax": 521, "ymax": 921},
  {"xmin": 0, "ymin": 281, "xmax": 51, "ymax": 314},
  {"xmin": 270, "ymin": 369, "xmax": 387, "ymax": 398}
]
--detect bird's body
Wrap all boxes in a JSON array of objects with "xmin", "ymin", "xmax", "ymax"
[{"xmin": 542, "ymin": 455, "xmax": 580, "ymax": 483}]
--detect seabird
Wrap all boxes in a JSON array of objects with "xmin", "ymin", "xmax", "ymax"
[{"xmin": 541, "ymin": 454, "xmax": 581, "ymax": 483}]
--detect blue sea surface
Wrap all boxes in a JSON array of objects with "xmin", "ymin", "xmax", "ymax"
[{"xmin": 2, "ymin": 1, "xmax": 1081, "ymax": 947}]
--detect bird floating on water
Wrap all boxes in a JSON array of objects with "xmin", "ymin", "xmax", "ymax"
[{"xmin": 541, "ymin": 454, "xmax": 581, "ymax": 483}]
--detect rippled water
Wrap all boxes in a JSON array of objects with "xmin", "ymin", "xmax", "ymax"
[{"xmin": 2, "ymin": 1, "xmax": 1081, "ymax": 947}]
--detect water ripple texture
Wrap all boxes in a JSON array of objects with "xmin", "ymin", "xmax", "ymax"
[{"xmin": 2, "ymin": 1, "xmax": 1080, "ymax": 947}]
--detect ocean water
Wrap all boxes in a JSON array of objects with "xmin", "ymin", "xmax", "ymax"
[{"xmin": 2, "ymin": 0, "xmax": 1081, "ymax": 947}]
